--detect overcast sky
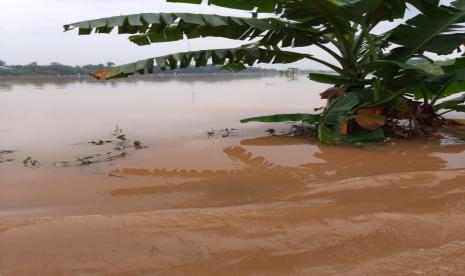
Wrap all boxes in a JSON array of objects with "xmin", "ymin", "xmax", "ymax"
[{"xmin": 0, "ymin": 0, "xmax": 456, "ymax": 69}]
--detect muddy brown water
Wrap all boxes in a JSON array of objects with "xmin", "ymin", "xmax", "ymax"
[{"xmin": 1, "ymin": 75, "xmax": 465, "ymax": 275}]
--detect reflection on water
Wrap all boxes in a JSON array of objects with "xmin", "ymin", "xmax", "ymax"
[
  {"xmin": 2, "ymin": 136, "xmax": 465, "ymax": 275},
  {"xmin": 0, "ymin": 75, "xmax": 327, "ymax": 148},
  {"xmin": 110, "ymin": 137, "xmax": 465, "ymax": 211},
  {"xmin": 0, "ymin": 75, "xmax": 283, "ymax": 91},
  {"xmin": 1, "ymin": 76, "xmax": 465, "ymax": 275}
]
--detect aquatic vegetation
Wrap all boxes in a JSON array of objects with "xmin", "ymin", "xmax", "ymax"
[
  {"xmin": 133, "ymin": 140, "xmax": 143, "ymax": 149},
  {"xmin": 265, "ymin": 128, "xmax": 276, "ymax": 135},
  {"xmin": 89, "ymin": 126, "xmax": 147, "ymax": 150},
  {"xmin": 0, "ymin": 150, "xmax": 15, "ymax": 163},
  {"xmin": 64, "ymin": 0, "xmax": 465, "ymax": 144},
  {"xmin": 89, "ymin": 139, "xmax": 112, "ymax": 145},
  {"xmin": 206, "ymin": 128, "xmax": 238, "ymax": 138},
  {"xmin": 22, "ymin": 157, "xmax": 40, "ymax": 168},
  {"xmin": 54, "ymin": 152, "xmax": 128, "ymax": 167},
  {"xmin": 55, "ymin": 127, "xmax": 146, "ymax": 167},
  {"xmin": 287, "ymin": 123, "xmax": 319, "ymax": 137},
  {"xmin": 1, "ymin": 127, "xmax": 149, "ymax": 169}
]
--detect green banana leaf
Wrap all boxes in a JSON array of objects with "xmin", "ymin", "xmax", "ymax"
[
  {"xmin": 387, "ymin": 0, "xmax": 465, "ymax": 61},
  {"xmin": 308, "ymin": 73, "xmax": 370, "ymax": 86},
  {"xmin": 87, "ymin": 47, "xmax": 339, "ymax": 79},
  {"xmin": 434, "ymin": 94, "xmax": 465, "ymax": 111},
  {"xmin": 240, "ymin": 113, "xmax": 321, "ymax": 123},
  {"xmin": 64, "ymin": 13, "xmax": 321, "ymax": 48}
]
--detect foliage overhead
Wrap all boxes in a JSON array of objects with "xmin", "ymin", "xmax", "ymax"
[
  {"xmin": 87, "ymin": 47, "xmax": 326, "ymax": 79},
  {"xmin": 65, "ymin": 0, "xmax": 465, "ymax": 144}
]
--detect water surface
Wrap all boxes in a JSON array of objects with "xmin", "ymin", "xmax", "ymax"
[{"xmin": 1, "ymin": 76, "xmax": 465, "ymax": 275}]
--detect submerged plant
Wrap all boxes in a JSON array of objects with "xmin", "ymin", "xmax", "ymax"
[
  {"xmin": 64, "ymin": 0, "xmax": 465, "ymax": 144},
  {"xmin": 0, "ymin": 150, "xmax": 15, "ymax": 163},
  {"xmin": 207, "ymin": 128, "xmax": 239, "ymax": 138},
  {"xmin": 55, "ymin": 127, "xmax": 146, "ymax": 167},
  {"xmin": 54, "ymin": 152, "xmax": 128, "ymax": 167},
  {"xmin": 89, "ymin": 126, "xmax": 146, "ymax": 150},
  {"xmin": 22, "ymin": 157, "xmax": 40, "ymax": 168}
]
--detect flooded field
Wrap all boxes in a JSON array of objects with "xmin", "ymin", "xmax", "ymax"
[{"xmin": 1, "ymin": 75, "xmax": 465, "ymax": 275}]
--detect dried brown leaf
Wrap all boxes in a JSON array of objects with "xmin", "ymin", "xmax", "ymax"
[
  {"xmin": 355, "ymin": 113, "xmax": 385, "ymax": 130},
  {"xmin": 90, "ymin": 69, "xmax": 113, "ymax": 80},
  {"xmin": 340, "ymin": 119, "xmax": 349, "ymax": 136},
  {"xmin": 320, "ymin": 87, "xmax": 345, "ymax": 100}
]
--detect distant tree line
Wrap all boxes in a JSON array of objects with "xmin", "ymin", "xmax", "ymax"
[
  {"xmin": 0, "ymin": 60, "xmax": 279, "ymax": 76},
  {"xmin": 0, "ymin": 61, "xmax": 113, "ymax": 76}
]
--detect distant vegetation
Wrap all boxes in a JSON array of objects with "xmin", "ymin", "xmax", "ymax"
[
  {"xmin": 0, "ymin": 61, "xmax": 108, "ymax": 76},
  {"xmin": 0, "ymin": 60, "xmax": 280, "ymax": 76}
]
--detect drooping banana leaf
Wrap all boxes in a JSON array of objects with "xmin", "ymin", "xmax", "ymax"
[
  {"xmin": 89, "ymin": 47, "xmax": 321, "ymax": 79},
  {"xmin": 277, "ymin": 0, "xmax": 410, "ymax": 71},
  {"xmin": 240, "ymin": 113, "xmax": 321, "ymax": 123},
  {"xmin": 364, "ymin": 58, "xmax": 465, "ymax": 101},
  {"xmin": 386, "ymin": 0, "xmax": 465, "ymax": 61},
  {"xmin": 167, "ymin": 0, "xmax": 436, "ymax": 16},
  {"xmin": 63, "ymin": 13, "xmax": 278, "ymax": 35},
  {"xmin": 128, "ymin": 18, "xmax": 323, "ymax": 48},
  {"xmin": 363, "ymin": 59, "xmax": 431, "ymax": 72},
  {"xmin": 442, "ymin": 57, "xmax": 465, "ymax": 80},
  {"xmin": 363, "ymin": 59, "xmax": 436, "ymax": 89},
  {"xmin": 450, "ymin": 105, "xmax": 465, "ymax": 112},
  {"xmin": 64, "ymin": 13, "xmax": 323, "ymax": 48},
  {"xmin": 164, "ymin": 0, "xmax": 407, "ymax": 59},
  {"xmin": 308, "ymin": 72, "xmax": 370, "ymax": 86},
  {"xmin": 167, "ymin": 0, "xmax": 436, "ymax": 22},
  {"xmin": 434, "ymin": 94, "xmax": 465, "ymax": 111},
  {"xmin": 167, "ymin": 0, "xmax": 281, "ymax": 13},
  {"xmin": 407, "ymin": 0, "xmax": 440, "ymax": 11},
  {"xmin": 427, "ymin": 58, "xmax": 465, "ymax": 101}
]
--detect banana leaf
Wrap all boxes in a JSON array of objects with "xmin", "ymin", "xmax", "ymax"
[{"xmin": 240, "ymin": 113, "xmax": 321, "ymax": 123}]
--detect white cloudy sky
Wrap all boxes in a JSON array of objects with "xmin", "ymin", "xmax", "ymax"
[{"xmin": 0, "ymin": 0, "xmax": 456, "ymax": 69}]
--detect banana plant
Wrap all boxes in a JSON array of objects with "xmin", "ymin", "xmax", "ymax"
[{"xmin": 64, "ymin": 0, "xmax": 465, "ymax": 144}]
